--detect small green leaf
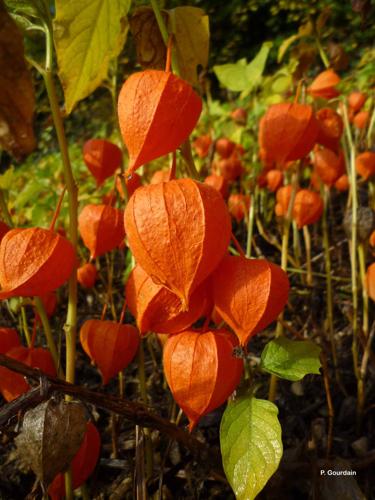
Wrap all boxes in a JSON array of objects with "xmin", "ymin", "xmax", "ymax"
[
  {"xmin": 168, "ymin": 6, "xmax": 209, "ymax": 86},
  {"xmin": 0, "ymin": 167, "xmax": 14, "ymax": 190},
  {"xmin": 213, "ymin": 58, "xmax": 248, "ymax": 92},
  {"xmin": 53, "ymin": 0, "xmax": 130, "ymax": 114},
  {"xmin": 260, "ymin": 338, "xmax": 321, "ymax": 381},
  {"xmin": 245, "ymin": 41, "xmax": 272, "ymax": 86},
  {"xmin": 220, "ymin": 395, "xmax": 282, "ymax": 500}
]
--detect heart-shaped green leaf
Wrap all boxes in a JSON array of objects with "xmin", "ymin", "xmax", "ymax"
[
  {"xmin": 260, "ymin": 337, "xmax": 321, "ymax": 381},
  {"xmin": 220, "ymin": 395, "xmax": 282, "ymax": 500}
]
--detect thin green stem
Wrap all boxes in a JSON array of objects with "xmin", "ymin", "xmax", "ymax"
[
  {"xmin": 358, "ymin": 243, "xmax": 369, "ymax": 339},
  {"xmin": 42, "ymin": 25, "xmax": 78, "ymax": 386},
  {"xmin": 315, "ymin": 37, "xmax": 330, "ymax": 69},
  {"xmin": 366, "ymin": 106, "xmax": 375, "ymax": 149},
  {"xmin": 21, "ymin": 307, "xmax": 32, "ymax": 347},
  {"xmin": 246, "ymin": 186, "xmax": 257, "ymax": 258},
  {"xmin": 150, "ymin": 0, "xmax": 180, "ymax": 75},
  {"xmin": 137, "ymin": 341, "xmax": 153, "ymax": 479},
  {"xmin": 303, "ymin": 225, "xmax": 313, "ymax": 286},
  {"xmin": 0, "ymin": 189, "xmax": 12, "ymax": 226}
]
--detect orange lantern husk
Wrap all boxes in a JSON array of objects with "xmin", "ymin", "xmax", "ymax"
[
  {"xmin": 292, "ymin": 189, "xmax": 324, "ymax": 228},
  {"xmin": 275, "ymin": 185, "xmax": 293, "ymax": 217},
  {"xmin": 192, "ymin": 134, "xmax": 212, "ymax": 158},
  {"xmin": 228, "ymin": 193, "xmax": 250, "ymax": 223},
  {"xmin": 118, "ymin": 70, "xmax": 202, "ymax": 173},
  {"xmin": 215, "ymin": 138, "xmax": 236, "ymax": 159},
  {"xmin": 0, "ymin": 221, "xmax": 9, "ymax": 243},
  {"xmin": 80, "ymin": 320, "xmax": 140, "ymax": 385},
  {"xmin": 163, "ymin": 328, "xmax": 243, "ymax": 430},
  {"xmin": 316, "ymin": 107, "xmax": 343, "ymax": 152},
  {"xmin": 78, "ymin": 204, "xmax": 125, "ymax": 259},
  {"xmin": 77, "ymin": 263, "xmax": 97, "ymax": 288},
  {"xmin": 313, "ymin": 147, "xmax": 345, "ymax": 187},
  {"xmin": 258, "ymin": 102, "xmax": 319, "ymax": 166},
  {"xmin": 0, "ymin": 228, "xmax": 76, "ymax": 300},
  {"xmin": 116, "ymin": 172, "xmax": 142, "ymax": 199},
  {"xmin": 356, "ymin": 151, "xmax": 375, "ymax": 180},
  {"xmin": 124, "ymin": 179, "xmax": 231, "ymax": 310},
  {"xmin": 216, "ymin": 155, "xmax": 244, "ymax": 182},
  {"xmin": 334, "ymin": 174, "xmax": 349, "ymax": 192},
  {"xmin": 348, "ymin": 91, "xmax": 367, "ymax": 113},
  {"xmin": 265, "ymin": 169, "xmax": 283, "ymax": 192},
  {"xmin": 308, "ymin": 69, "xmax": 340, "ymax": 99},
  {"xmin": 0, "ymin": 327, "xmax": 20, "ymax": 354},
  {"xmin": 83, "ymin": 139, "xmax": 122, "ymax": 186},
  {"xmin": 212, "ymin": 255, "xmax": 289, "ymax": 346},
  {"xmin": 126, "ymin": 265, "xmax": 209, "ymax": 335},
  {"xmin": 353, "ymin": 110, "xmax": 369, "ymax": 130},
  {"xmin": 204, "ymin": 174, "xmax": 229, "ymax": 199}
]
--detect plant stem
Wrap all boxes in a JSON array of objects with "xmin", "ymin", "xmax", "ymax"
[
  {"xmin": 34, "ymin": 297, "xmax": 63, "ymax": 378},
  {"xmin": 303, "ymin": 225, "xmax": 313, "ymax": 286},
  {"xmin": 246, "ymin": 186, "xmax": 257, "ymax": 258},
  {"xmin": 21, "ymin": 307, "xmax": 32, "ymax": 347},
  {"xmin": 137, "ymin": 341, "xmax": 153, "ymax": 479},
  {"xmin": 42, "ymin": 24, "xmax": 78, "ymax": 387},
  {"xmin": 150, "ymin": 0, "xmax": 180, "ymax": 75}
]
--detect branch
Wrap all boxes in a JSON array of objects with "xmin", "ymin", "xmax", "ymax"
[{"xmin": 0, "ymin": 354, "xmax": 213, "ymax": 461}]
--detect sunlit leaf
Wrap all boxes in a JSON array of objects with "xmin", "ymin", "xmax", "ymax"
[
  {"xmin": 220, "ymin": 395, "xmax": 282, "ymax": 500},
  {"xmin": 53, "ymin": 0, "xmax": 131, "ymax": 114}
]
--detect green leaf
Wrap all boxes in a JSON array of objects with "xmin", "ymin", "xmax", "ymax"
[
  {"xmin": 245, "ymin": 41, "xmax": 272, "ymax": 86},
  {"xmin": 168, "ymin": 6, "xmax": 209, "ymax": 86},
  {"xmin": 53, "ymin": 0, "xmax": 131, "ymax": 114},
  {"xmin": 260, "ymin": 338, "xmax": 321, "ymax": 382},
  {"xmin": 213, "ymin": 59, "xmax": 249, "ymax": 92},
  {"xmin": 0, "ymin": 167, "xmax": 14, "ymax": 190},
  {"xmin": 220, "ymin": 395, "xmax": 282, "ymax": 500}
]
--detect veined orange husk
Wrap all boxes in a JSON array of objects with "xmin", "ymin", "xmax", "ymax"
[
  {"xmin": 80, "ymin": 320, "xmax": 140, "ymax": 384},
  {"xmin": 356, "ymin": 151, "xmax": 375, "ymax": 180},
  {"xmin": 163, "ymin": 328, "xmax": 243, "ymax": 430},
  {"xmin": 118, "ymin": 70, "xmax": 202, "ymax": 173},
  {"xmin": 78, "ymin": 204, "xmax": 125, "ymax": 259},
  {"xmin": 77, "ymin": 263, "xmax": 97, "ymax": 288},
  {"xmin": 0, "ymin": 228, "xmax": 75, "ymax": 300},
  {"xmin": 313, "ymin": 147, "xmax": 345, "ymax": 186},
  {"xmin": 0, "ymin": 346, "xmax": 56, "ymax": 402},
  {"xmin": 292, "ymin": 189, "xmax": 324, "ymax": 229},
  {"xmin": 316, "ymin": 107, "xmax": 343, "ymax": 151},
  {"xmin": 212, "ymin": 255, "xmax": 290, "ymax": 345},
  {"xmin": 48, "ymin": 422, "xmax": 101, "ymax": 500},
  {"xmin": 83, "ymin": 139, "xmax": 122, "ymax": 186},
  {"xmin": 258, "ymin": 102, "xmax": 319, "ymax": 166},
  {"xmin": 308, "ymin": 69, "xmax": 340, "ymax": 99},
  {"xmin": 126, "ymin": 265, "xmax": 208, "ymax": 334},
  {"xmin": 124, "ymin": 179, "xmax": 231, "ymax": 309}
]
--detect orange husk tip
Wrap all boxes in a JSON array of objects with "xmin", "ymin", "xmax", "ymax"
[
  {"xmin": 77, "ymin": 263, "xmax": 97, "ymax": 288},
  {"xmin": 126, "ymin": 265, "xmax": 209, "ymax": 335},
  {"xmin": 118, "ymin": 70, "xmax": 202, "ymax": 173},
  {"xmin": 212, "ymin": 255, "xmax": 290, "ymax": 346},
  {"xmin": 313, "ymin": 147, "xmax": 345, "ymax": 187},
  {"xmin": 0, "ymin": 228, "xmax": 76, "ymax": 300},
  {"xmin": 356, "ymin": 151, "xmax": 375, "ymax": 180},
  {"xmin": 308, "ymin": 69, "xmax": 340, "ymax": 100},
  {"xmin": 48, "ymin": 422, "xmax": 101, "ymax": 500},
  {"xmin": 292, "ymin": 189, "xmax": 324, "ymax": 228},
  {"xmin": 78, "ymin": 204, "xmax": 125, "ymax": 259},
  {"xmin": 0, "ymin": 346, "xmax": 56, "ymax": 402},
  {"xmin": 124, "ymin": 178, "xmax": 231, "ymax": 310},
  {"xmin": 80, "ymin": 320, "xmax": 140, "ymax": 385},
  {"xmin": 0, "ymin": 327, "xmax": 21, "ymax": 354},
  {"xmin": 163, "ymin": 328, "xmax": 243, "ymax": 431},
  {"xmin": 258, "ymin": 102, "xmax": 318, "ymax": 166},
  {"xmin": 83, "ymin": 138, "xmax": 122, "ymax": 186}
]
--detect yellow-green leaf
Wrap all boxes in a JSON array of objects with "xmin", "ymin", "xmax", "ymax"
[
  {"xmin": 53, "ymin": 0, "xmax": 130, "ymax": 114},
  {"xmin": 220, "ymin": 395, "xmax": 282, "ymax": 500},
  {"xmin": 168, "ymin": 6, "xmax": 209, "ymax": 86}
]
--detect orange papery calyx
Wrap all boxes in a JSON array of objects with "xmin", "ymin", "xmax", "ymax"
[
  {"xmin": 118, "ymin": 70, "xmax": 202, "ymax": 174},
  {"xmin": 83, "ymin": 138, "xmax": 122, "ymax": 186},
  {"xmin": 78, "ymin": 204, "xmax": 125, "ymax": 259},
  {"xmin": 124, "ymin": 178, "xmax": 231, "ymax": 310},
  {"xmin": 0, "ymin": 227, "xmax": 76, "ymax": 300},
  {"xmin": 292, "ymin": 189, "xmax": 324, "ymax": 229},
  {"xmin": 258, "ymin": 102, "xmax": 319, "ymax": 166},
  {"xmin": 212, "ymin": 255, "xmax": 290, "ymax": 346},
  {"xmin": 80, "ymin": 320, "xmax": 140, "ymax": 385},
  {"xmin": 126, "ymin": 265, "xmax": 209, "ymax": 335},
  {"xmin": 163, "ymin": 328, "xmax": 243, "ymax": 431}
]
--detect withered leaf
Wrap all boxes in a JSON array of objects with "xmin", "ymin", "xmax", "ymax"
[
  {"xmin": 0, "ymin": 0, "xmax": 36, "ymax": 159},
  {"xmin": 15, "ymin": 399, "xmax": 86, "ymax": 488},
  {"xmin": 129, "ymin": 6, "xmax": 167, "ymax": 70}
]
